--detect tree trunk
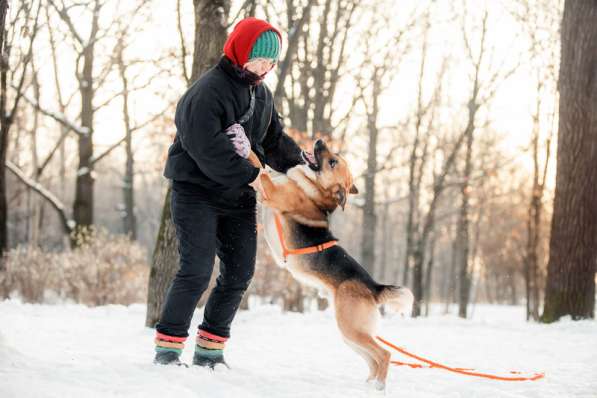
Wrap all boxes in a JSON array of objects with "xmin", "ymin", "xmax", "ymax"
[
  {"xmin": 72, "ymin": 2, "xmax": 101, "ymax": 242},
  {"xmin": 378, "ymin": 200, "xmax": 389, "ymax": 281},
  {"xmin": 524, "ymin": 62, "xmax": 554, "ymax": 321},
  {"xmin": 403, "ymin": 16, "xmax": 429, "ymax": 287},
  {"xmin": 411, "ymin": 128, "xmax": 468, "ymax": 317},
  {"xmin": 360, "ymin": 68, "xmax": 380, "ymax": 275},
  {"xmin": 541, "ymin": 0, "xmax": 597, "ymax": 322},
  {"xmin": 28, "ymin": 66, "xmax": 41, "ymax": 247},
  {"xmin": 190, "ymin": 0, "xmax": 230, "ymax": 83},
  {"xmin": 146, "ymin": 0, "xmax": 231, "ymax": 328},
  {"xmin": 311, "ymin": 0, "xmax": 332, "ymax": 137},
  {"xmin": 443, "ymin": 232, "xmax": 457, "ymax": 314},
  {"xmin": 283, "ymin": 283, "xmax": 305, "ymax": 313},
  {"xmin": 146, "ymin": 190, "xmax": 179, "ymax": 327},
  {"xmin": 45, "ymin": 3, "xmax": 68, "ymax": 203},
  {"xmin": 456, "ymin": 117, "xmax": 474, "ymax": 319},
  {"xmin": 423, "ymin": 231, "xmax": 436, "ymax": 316},
  {"xmin": 0, "ymin": 0, "xmax": 10, "ymax": 256},
  {"xmin": 117, "ymin": 37, "xmax": 137, "ymax": 240},
  {"xmin": 455, "ymin": 7, "xmax": 488, "ymax": 319},
  {"xmin": 525, "ymin": 93, "xmax": 543, "ymax": 321}
]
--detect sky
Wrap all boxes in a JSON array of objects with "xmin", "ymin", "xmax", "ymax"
[{"xmin": 13, "ymin": 0, "xmax": 560, "ymax": 191}]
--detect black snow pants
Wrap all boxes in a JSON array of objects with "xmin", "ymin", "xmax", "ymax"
[{"xmin": 155, "ymin": 179, "xmax": 257, "ymax": 339}]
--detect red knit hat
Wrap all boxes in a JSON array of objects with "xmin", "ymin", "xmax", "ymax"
[{"xmin": 223, "ymin": 17, "xmax": 283, "ymax": 67}]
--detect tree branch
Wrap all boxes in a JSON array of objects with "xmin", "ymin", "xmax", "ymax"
[
  {"xmin": 18, "ymin": 87, "xmax": 89, "ymax": 136},
  {"xmin": 6, "ymin": 160, "xmax": 74, "ymax": 234},
  {"xmin": 89, "ymin": 104, "xmax": 171, "ymax": 166},
  {"xmin": 176, "ymin": 0, "xmax": 189, "ymax": 85},
  {"xmin": 48, "ymin": 0, "xmax": 84, "ymax": 45}
]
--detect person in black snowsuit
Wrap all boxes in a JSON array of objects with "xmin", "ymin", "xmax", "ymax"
[{"xmin": 153, "ymin": 17, "xmax": 306, "ymax": 368}]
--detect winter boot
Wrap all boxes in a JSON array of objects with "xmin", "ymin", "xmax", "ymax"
[
  {"xmin": 193, "ymin": 329, "xmax": 230, "ymax": 370},
  {"xmin": 153, "ymin": 332, "xmax": 187, "ymax": 366}
]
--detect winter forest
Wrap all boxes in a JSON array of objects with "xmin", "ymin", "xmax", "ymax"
[{"xmin": 1, "ymin": 0, "xmax": 596, "ymax": 397}]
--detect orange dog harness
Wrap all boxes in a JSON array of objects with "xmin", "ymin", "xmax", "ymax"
[
  {"xmin": 273, "ymin": 213, "xmax": 337, "ymax": 262},
  {"xmin": 256, "ymin": 165, "xmax": 337, "ymax": 262}
]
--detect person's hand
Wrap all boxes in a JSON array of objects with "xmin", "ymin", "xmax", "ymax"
[
  {"xmin": 249, "ymin": 168, "xmax": 267, "ymax": 199},
  {"xmin": 225, "ymin": 123, "xmax": 250, "ymax": 158}
]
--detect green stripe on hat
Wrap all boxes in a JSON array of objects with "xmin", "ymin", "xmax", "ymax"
[{"xmin": 249, "ymin": 30, "xmax": 280, "ymax": 61}]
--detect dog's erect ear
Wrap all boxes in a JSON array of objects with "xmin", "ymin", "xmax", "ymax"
[
  {"xmin": 335, "ymin": 186, "xmax": 347, "ymax": 210},
  {"xmin": 349, "ymin": 184, "xmax": 358, "ymax": 194}
]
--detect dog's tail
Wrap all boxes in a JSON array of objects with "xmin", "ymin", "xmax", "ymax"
[{"xmin": 376, "ymin": 285, "xmax": 414, "ymax": 315}]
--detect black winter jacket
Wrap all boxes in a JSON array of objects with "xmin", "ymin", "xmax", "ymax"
[{"xmin": 163, "ymin": 56, "xmax": 303, "ymax": 199}]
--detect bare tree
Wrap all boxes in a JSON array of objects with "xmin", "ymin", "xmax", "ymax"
[
  {"xmin": 403, "ymin": 11, "xmax": 433, "ymax": 287},
  {"xmin": 46, "ymin": 0, "xmax": 149, "ymax": 242},
  {"xmin": 6, "ymin": 161, "xmax": 75, "ymax": 236},
  {"xmin": 354, "ymin": 2, "xmax": 418, "ymax": 276},
  {"xmin": 25, "ymin": 57, "xmax": 41, "ymax": 247},
  {"xmin": 0, "ymin": 0, "xmax": 9, "ymax": 250},
  {"xmin": 277, "ymin": 0, "xmax": 358, "ymax": 138},
  {"xmin": 541, "ymin": 0, "xmax": 597, "ymax": 323},
  {"xmin": 453, "ymin": 7, "xmax": 489, "ymax": 319},
  {"xmin": 454, "ymin": 3, "xmax": 519, "ymax": 318},
  {"xmin": 48, "ymin": 0, "xmax": 103, "ymax": 234},
  {"xmin": 411, "ymin": 128, "xmax": 467, "ymax": 317},
  {"xmin": 525, "ymin": 77, "xmax": 554, "ymax": 321},
  {"xmin": 1, "ymin": 0, "xmax": 41, "ymax": 257},
  {"xmin": 116, "ymin": 36, "xmax": 137, "ymax": 240},
  {"xmin": 44, "ymin": 2, "xmax": 70, "ymax": 199},
  {"xmin": 509, "ymin": 0, "xmax": 560, "ymax": 321},
  {"xmin": 110, "ymin": 7, "xmax": 167, "ymax": 240},
  {"xmin": 272, "ymin": 0, "xmax": 316, "ymax": 109},
  {"xmin": 6, "ymin": 0, "xmax": 162, "ymax": 248}
]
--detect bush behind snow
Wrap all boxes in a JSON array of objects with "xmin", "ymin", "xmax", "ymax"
[{"xmin": 1, "ymin": 228, "xmax": 148, "ymax": 305}]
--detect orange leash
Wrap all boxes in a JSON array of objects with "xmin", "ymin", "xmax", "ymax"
[{"xmin": 376, "ymin": 336, "xmax": 545, "ymax": 382}]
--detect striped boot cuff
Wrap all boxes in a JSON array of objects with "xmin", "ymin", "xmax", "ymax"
[
  {"xmin": 195, "ymin": 345, "xmax": 224, "ymax": 358},
  {"xmin": 197, "ymin": 329, "xmax": 228, "ymax": 343},
  {"xmin": 196, "ymin": 329, "xmax": 227, "ymax": 351},
  {"xmin": 155, "ymin": 346, "xmax": 183, "ymax": 355},
  {"xmin": 155, "ymin": 332, "xmax": 186, "ymax": 354}
]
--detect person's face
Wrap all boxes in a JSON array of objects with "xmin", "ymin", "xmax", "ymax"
[{"xmin": 243, "ymin": 58, "xmax": 276, "ymax": 77}]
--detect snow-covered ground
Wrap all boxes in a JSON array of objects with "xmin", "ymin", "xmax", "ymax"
[{"xmin": 0, "ymin": 300, "xmax": 595, "ymax": 398}]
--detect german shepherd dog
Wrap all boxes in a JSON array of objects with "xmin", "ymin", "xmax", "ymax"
[{"xmin": 252, "ymin": 139, "xmax": 414, "ymax": 390}]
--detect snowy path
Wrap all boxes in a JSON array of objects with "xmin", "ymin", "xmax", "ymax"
[{"xmin": 1, "ymin": 300, "xmax": 596, "ymax": 398}]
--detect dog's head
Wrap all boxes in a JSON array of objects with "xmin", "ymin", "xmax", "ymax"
[{"xmin": 301, "ymin": 139, "xmax": 359, "ymax": 210}]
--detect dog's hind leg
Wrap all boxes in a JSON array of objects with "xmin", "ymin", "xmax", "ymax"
[
  {"xmin": 334, "ymin": 281, "xmax": 391, "ymax": 389},
  {"xmin": 355, "ymin": 333, "xmax": 391, "ymax": 390},
  {"xmin": 344, "ymin": 338, "xmax": 378, "ymax": 382},
  {"xmin": 341, "ymin": 327, "xmax": 391, "ymax": 390}
]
